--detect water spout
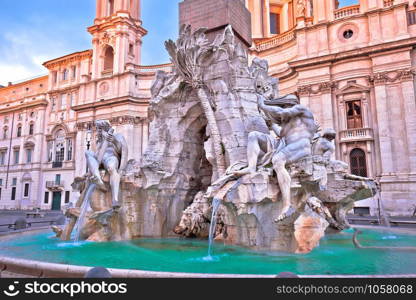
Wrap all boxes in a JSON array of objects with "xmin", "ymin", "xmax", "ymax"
[
  {"xmin": 377, "ymin": 193, "xmax": 390, "ymax": 227},
  {"xmin": 73, "ymin": 183, "xmax": 96, "ymax": 243},
  {"xmin": 206, "ymin": 198, "xmax": 221, "ymax": 259}
]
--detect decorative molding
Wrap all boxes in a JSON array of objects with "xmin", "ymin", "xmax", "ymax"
[
  {"xmin": 368, "ymin": 69, "xmax": 414, "ymax": 85},
  {"xmin": 76, "ymin": 116, "xmax": 147, "ymax": 131},
  {"xmin": 297, "ymin": 81, "xmax": 337, "ymax": 96},
  {"xmin": 43, "ymin": 50, "xmax": 92, "ymax": 69}
]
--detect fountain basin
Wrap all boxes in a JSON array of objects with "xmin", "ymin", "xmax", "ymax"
[{"xmin": 0, "ymin": 227, "xmax": 416, "ymax": 278}]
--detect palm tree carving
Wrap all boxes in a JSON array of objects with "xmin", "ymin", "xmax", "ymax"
[{"xmin": 165, "ymin": 24, "xmax": 228, "ymax": 175}]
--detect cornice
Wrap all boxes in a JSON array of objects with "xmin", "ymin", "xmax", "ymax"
[
  {"xmin": 71, "ymin": 96, "xmax": 149, "ymax": 112},
  {"xmin": 76, "ymin": 115, "xmax": 148, "ymax": 131},
  {"xmin": 43, "ymin": 50, "xmax": 92, "ymax": 69},
  {"xmin": 0, "ymin": 99, "xmax": 48, "ymax": 114},
  {"xmin": 289, "ymin": 37, "xmax": 416, "ymax": 69}
]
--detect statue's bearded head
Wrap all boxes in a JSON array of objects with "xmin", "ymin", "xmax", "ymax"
[{"xmin": 95, "ymin": 120, "xmax": 111, "ymax": 141}]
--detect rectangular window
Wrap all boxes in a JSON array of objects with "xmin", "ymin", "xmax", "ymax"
[
  {"xmin": 26, "ymin": 149, "xmax": 32, "ymax": 163},
  {"xmin": 61, "ymin": 94, "xmax": 67, "ymax": 109},
  {"xmin": 67, "ymin": 139, "xmax": 73, "ymax": 161},
  {"xmin": 11, "ymin": 187, "xmax": 16, "ymax": 201},
  {"xmin": 55, "ymin": 174, "xmax": 61, "ymax": 185},
  {"xmin": 0, "ymin": 179, "xmax": 2, "ymax": 186},
  {"xmin": 17, "ymin": 126, "xmax": 22, "ymax": 137},
  {"xmin": 70, "ymin": 93, "xmax": 74, "ymax": 107},
  {"xmin": 12, "ymin": 178, "xmax": 17, "ymax": 186},
  {"xmin": 346, "ymin": 100, "xmax": 363, "ymax": 129},
  {"xmin": 47, "ymin": 141, "xmax": 53, "ymax": 162},
  {"xmin": 51, "ymin": 97, "xmax": 56, "ymax": 111},
  {"xmin": 0, "ymin": 188, "xmax": 2, "ymax": 201},
  {"xmin": 44, "ymin": 192, "xmax": 49, "ymax": 204},
  {"xmin": 72, "ymin": 66, "xmax": 76, "ymax": 79},
  {"xmin": 270, "ymin": 13, "xmax": 280, "ymax": 35},
  {"xmin": 52, "ymin": 71, "xmax": 58, "ymax": 84},
  {"xmin": 13, "ymin": 150, "xmax": 20, "ymax": 165},
  {"xmin": 65, "ymin": 191, "xmax": 70, "ymax": 204},
  {"xmin": 29, "ymin": 124, "xmax": 34, "ymax": 135},
  {"xmin": 24, "ymin": 183, "xmax": 30, "ymax": 197},
  {"xmin": 0, "ymin": 152, "xmax": 5, "ymax": 165}
]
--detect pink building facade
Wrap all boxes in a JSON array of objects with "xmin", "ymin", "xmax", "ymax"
[{"xmin": 248, "ymin": 0, "xmax": 416, "ymax": 215}]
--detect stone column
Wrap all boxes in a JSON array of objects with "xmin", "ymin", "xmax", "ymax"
[
  {"xmin": 321, "ymin": 90, "xmax": 334, "ymax": 130},
  {"xmin": 401, "ymin": 79, "xmax": 416, "ymax": 173},
  {"xmin": 394, "ymin": 5, "xmax": 410, "ymax": 38},
  {"xmin": 282, "ymin": 2, "xmax": 289, "ymax": 32},
  {"xmin": 313, "ymin": 0, "xmax": 327, "ymax": 23},
  {"xmin": 262, "ymin": 0, "xmax": 271, "ymax": 37},
  {"xmin": 368, "ymin": 12, "xmax": 382, "ymax": 45},
  {"xmin": 91, "ymin": 38, "xmax": 100, "ymax": 80},
  {"xmin": 142, "ymin": 120, "xmax": 149, "ymax": 154},
  {"xmin": 373, "ymin": 84, "xmax": 394, "ymax": 175},
  {"xmin": 361, "ymin": 93, "xmax": 370, "ymax": 128}
]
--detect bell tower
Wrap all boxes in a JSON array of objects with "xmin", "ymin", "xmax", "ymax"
[{"xmin": 88, "ymin": 0, "xmax": 147, "ymax": 79}]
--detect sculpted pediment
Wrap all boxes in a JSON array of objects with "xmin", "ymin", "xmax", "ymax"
[{"xmin": 335, "ymin": 82, "xmax": 370, "ymax": 96}]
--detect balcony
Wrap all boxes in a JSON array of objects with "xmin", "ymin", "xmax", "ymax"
[
  {"xmin": 340, "ymin": 128, "xmax": 374, "ymax": 143},
  {"xmin": 46, "ymin": 181, "xmax": 65, "ymax": 191},
  {"xmin": 52, "ymin": 161, "xmax": 63, "ymax": 168},
  {"xmin": 334, "ymin": 5, "xmax": 360, "ymax": 20},
  {"xmin": 254, "ymin": 29, "xmax": 296, "ymax": 52}
]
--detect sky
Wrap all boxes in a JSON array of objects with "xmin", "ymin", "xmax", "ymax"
[{"xmin": 0, "ymin": 0, "xmax": 180, "ymax": 86}]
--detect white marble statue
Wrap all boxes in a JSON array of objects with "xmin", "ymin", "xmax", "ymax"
[
  {"xmin": 231, "ymin": 75, "xmax": 317, "ymax": 222},
  {"xmin": 85, "ymin": 120, "xmax": 128, "ymax": 209}
]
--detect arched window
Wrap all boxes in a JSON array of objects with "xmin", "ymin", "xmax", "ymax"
[
  {"xmin": 104, "ymin": 46, "xmax": 114, "ymax": 72},
  {"xmin": 3, "ymin": 127, "xmax": 8, "ymax": 140},
  {"xmin": 108, "ymin": 0, "xmax": 115, "ymax": 16},
  {"xmin": 29, "ymin": 123, "xmax": 34, "ymax": 135},
  {"xmin": 62, "ymin": 69, "xmax": 69, "ymax": 81},
  {"xmin": 55, "ymin": 130, "xmax": 66, "ymax": 162},
  {"xmin": 67, "ymin": 139, "xmax": 73, "ymax": 161},
  {"xmin": 350, "ymin": 148, "xmax": 367, "ymax": 177},
  {"xmin": 17, "ymin": 125, "xmax": 22, "ymax": 138}
]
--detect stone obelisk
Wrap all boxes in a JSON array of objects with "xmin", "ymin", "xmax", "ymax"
[{"xmin": 179, "ymin": 0, "xmax": 252, "ymax": 47}]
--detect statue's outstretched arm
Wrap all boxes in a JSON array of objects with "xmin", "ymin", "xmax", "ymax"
[{"xmin": 258, "ymin": 94, "xmax": 305, "ymax": 119}]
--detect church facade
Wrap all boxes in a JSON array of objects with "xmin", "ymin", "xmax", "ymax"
[{"xmin": 0, "ymin": 0, "xmax": 415, "ymax": 216}]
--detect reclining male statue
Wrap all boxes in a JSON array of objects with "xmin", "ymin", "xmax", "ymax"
[{"xmin": 231, "ymin": 77, "xmax": 317, "ymax": 222}]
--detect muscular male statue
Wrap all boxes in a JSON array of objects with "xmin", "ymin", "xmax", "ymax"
[
  {"xmin": 85, "ymin": 120, "xmax": 128, "ymax": 209},
  {"xmin": 232, "ymin": 79, "xmax": 317, "ymax": 222}
]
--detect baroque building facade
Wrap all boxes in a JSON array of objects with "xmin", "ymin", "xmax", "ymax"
[
  {"xmin": 0, "ymin": 0, "xmax": 415, "ymax": 216},
  {"xmin": 247, "ymin": 0, "xmax": 416, "ymax": 216}
]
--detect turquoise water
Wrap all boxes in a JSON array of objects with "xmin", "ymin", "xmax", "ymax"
[{"xmin": 0, "ymin": 228, "xmax": 415, "ymax": 275}]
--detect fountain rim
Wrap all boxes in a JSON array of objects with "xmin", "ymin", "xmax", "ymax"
[{"xmin": 0, "ymin": 227, "xmax": 415, "ymax": 278}]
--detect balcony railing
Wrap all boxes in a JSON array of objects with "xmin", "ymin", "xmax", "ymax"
[
  {"xmin": 134, "ymin": 63, "xmax": 174, "ymax": 74},
  {"xmin": 46, "ymin": 181, "xmax": 65, "ymax": 191},
  {"xmin": 52, "ymin": 161, "xmax": 63, "ymax": 168},
  {"xmin": 254, "ymin": 29, "xmax": 296, "ymax": 52},
  {"xmin": 334, "ymin": 5, "xmax": 360, "ymax": 20},
  {"xmin": 340, "ymin": 128, "xmax": 374, "ymax": 142},
  {"xmin": 383, "ymin": 0, "xmax": 394, "ymax": 7}
]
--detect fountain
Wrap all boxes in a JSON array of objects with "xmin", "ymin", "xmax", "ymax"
[
  {"xmin": 3, "ymin": 24, "xmax": 415, "ymax": 278},
  {"xmin": 49, "ymin": 24, "xmax": 378, "ymax": 254}
]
